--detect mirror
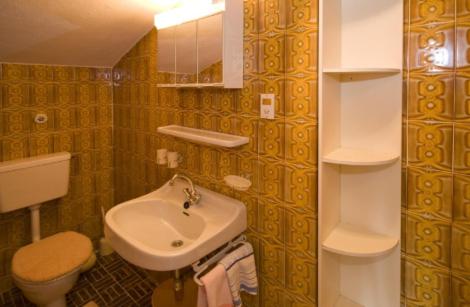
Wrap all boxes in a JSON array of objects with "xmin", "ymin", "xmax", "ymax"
[
  {"xmin": 197, "ymin": 14, "xmax": 223, "ymax": 84},
  {"xmin": 157, "ymin": 27, "xmax": 175, "ymax": 84},
  {"xmin": 175, "ymin": 21, "xmax": 198, "ymax": 84},
  {"xmin": 155, "ymin": 1, "xmax": 242, "ymax": 89}
]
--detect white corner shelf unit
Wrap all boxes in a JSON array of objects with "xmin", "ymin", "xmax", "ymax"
[
  {"xmin": 318, "ymin": 0, "xmax": 402, "ymax": 306},
  {"xmin": 323, "ymin": 148, "xmax": 400, "ymax": 166},
  {"xmin": 322, "ymin": 224, "xmax": 399, "ymax": 257},
  {"xmin": 335, "ymin": 296, "xmax": 364, "ymax": 307},
  {"xmin": 157, "ymin": 125, "xmax": 249, "ymax": 148}
]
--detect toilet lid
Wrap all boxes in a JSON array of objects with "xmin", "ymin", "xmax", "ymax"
[{"xmin": 12, "ymin": 231, "xmax": 93, "ymax": 282}]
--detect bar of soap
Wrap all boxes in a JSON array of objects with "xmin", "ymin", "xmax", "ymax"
[{"xmin": 224, "ymin": 175, "xmax": 252, "ymax": 191}]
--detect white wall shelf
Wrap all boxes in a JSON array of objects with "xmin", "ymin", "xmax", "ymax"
[
  {"xmin": 323, "ymin": 148, "xmax": 400, "ymax": 166},
  {"xmin": 157, "ymin": 125, "xmax": 249, "ymax": 148},
  {"xmin": 157, "ymin": 83, "xmax": 224, "ymax": 88},
  {"xmin": 323, "ymin": 68, "xmax": 401, "ymax": 74},
  {"xmin": 322, "ymin": 224, "xmax": 399, "ymax": 257}
]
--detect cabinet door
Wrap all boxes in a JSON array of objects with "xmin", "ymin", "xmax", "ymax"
[
  {"xmin": 175, "ymin": 21, "xmax": 198, "ymax": 85},
  {"xmin": 197, "ymin": 14, "xmax": 223, "ymax": 84},
  {"xmin": 157, "ymin": 27, "xmax": 175, "ymax": 85}
]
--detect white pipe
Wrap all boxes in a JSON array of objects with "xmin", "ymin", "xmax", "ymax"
[{"xmin": 29, "ymin": 205, "xmax": 41, "ymax": 242}]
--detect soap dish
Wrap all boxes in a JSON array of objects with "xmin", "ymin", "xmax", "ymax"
[{"xmin": 224, "ymin": 175, "xmax": 252, "ymax": 191}]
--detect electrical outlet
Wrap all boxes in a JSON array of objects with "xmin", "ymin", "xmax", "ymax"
[{"xmin": 260, "ymin": 93, "xmax": 275, "ymax": 119}]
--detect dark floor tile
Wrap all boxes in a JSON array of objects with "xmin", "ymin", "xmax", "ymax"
[
  {"xmin": 86, "ymin": 268, "xmax": 115, "ymax": 292},
  {"xmin": 99, "ymin": 283, "xmax": 130, "ymax": 305},
  {"xmin": 67, "ymin": 283, "xmax": 100, "ymax": 306},
  {"xmin": 105, "ymin": 294, "xmax": 139, "ymax": 307},
  {"xmin": 126, "ymin": 279, "xmax": 155, "ymax": 303},
  {"xmin": 108, "ymin": 264, "xmax": 139, "ymax": 285}
]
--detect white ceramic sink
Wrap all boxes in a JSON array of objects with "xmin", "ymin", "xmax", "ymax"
[{"xmin": 105, "ymin": 179, "xmax": 247, "ymax": 271}]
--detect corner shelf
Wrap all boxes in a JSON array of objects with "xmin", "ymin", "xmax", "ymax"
[
  {"xmin": 157, "ymin": 125, "xmax": 249, "ymax": 148},
  {"xmin": 322, "ymin": 224, "xmax": 399, "ymax": 258},
  {"xmin": 335, "ymin": 296, "xmax": 364, "ymax": 307},
  {"xmin": 318, "ymin": 0, "xmax": 402, "ymax": 305},
  {"xmin": 322, "ymin": 148, "xmax": 400, "ymax": 166}
]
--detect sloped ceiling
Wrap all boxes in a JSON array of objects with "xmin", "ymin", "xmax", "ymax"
[{"xmin": 0, "ymin": 0, "xmax": 163, "ymax": 67}]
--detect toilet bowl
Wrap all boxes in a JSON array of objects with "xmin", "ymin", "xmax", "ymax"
[
  {"xmin": 13, "ymin": 269, "xmax": 80, "ymax": 307},
  {"xmin": 12, "ymin": 231, "xmax": 94, "ymax": 307}
]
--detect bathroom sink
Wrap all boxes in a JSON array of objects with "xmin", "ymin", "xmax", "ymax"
[{"xmin": 105, "ymin": 179, "xmax": 247, "ymax": 271}]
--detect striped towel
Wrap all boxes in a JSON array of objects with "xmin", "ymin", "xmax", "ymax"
[{"xmin": 219, "ymin": 243, "xmax": 258, "ymax": 307}]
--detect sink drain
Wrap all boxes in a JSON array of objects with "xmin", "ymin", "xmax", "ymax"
[{"xmin": 171, "ymin": 240, "xmax": 184, "ymax": 247}]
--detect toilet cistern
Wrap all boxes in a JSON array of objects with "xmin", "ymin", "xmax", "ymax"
[
  {"xmin": 0, "ymin": 152, "xmax": 71, "ymax": 242},
  {"xmin": 169, "ymin": 173, "xmax": 201, "ymax": 209}
]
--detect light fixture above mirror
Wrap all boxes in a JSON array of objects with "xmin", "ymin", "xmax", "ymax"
[{"xmin": 154, "ymin": 0, "xmax": 225, "ymax": 30}]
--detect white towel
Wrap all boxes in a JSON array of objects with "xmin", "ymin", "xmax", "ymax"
[{"xmin": 219, "ymin": 243, "xmax": 258, "ymax": 307}]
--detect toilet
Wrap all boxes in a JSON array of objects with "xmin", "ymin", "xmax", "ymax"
[{"xmin": 0, "ymin": 152, "xmax": 95, "ymax": 307}]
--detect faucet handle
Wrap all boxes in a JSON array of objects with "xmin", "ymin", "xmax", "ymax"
[{"xmin": 183, "ymin": 188, "xmax": 192, "ymax": 198}]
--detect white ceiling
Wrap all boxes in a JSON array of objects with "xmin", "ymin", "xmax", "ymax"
[{"xmin": 0, "ymin": 0, "xmax": 164, "ymax": 67}]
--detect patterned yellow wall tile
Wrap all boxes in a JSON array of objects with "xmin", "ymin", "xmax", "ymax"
[
  {"xmin": 409, "ymin": 0, "xmax": 455, "ymax": 25},
  {"xmin": 284, "ymin": 165, "xmax": 317, "ymax": 211},
  {"xmin": 259, "ymin": 238, "xmax": 285, "ymax": 285},
  {"xmin": 285, "ymin": 248, "xmax": 316, "ymax": 304},
  {"xmin": 258, "ymin": 201, "xmax": 285, "ymax": 244},
  {"xmin": 407, "ymin": 121, "xmax": 453, "ymax": 171},
  {"xmin": 285, "ymin": 208, "xmax": 316, "ymax": 259},
  {"xmin": 285, "ymin": 120, "xmax": 317, "ymax": 166},
  {"xmin": 407, "ymin": 167, "xmax": 452, "ymax": 220},
  {"xmin": 286, "ymin": 0, "xmax": 317, "ymax": 30},
  {"xmin": 456, "ymin": 71, "xmax": 470, "ymax": 121},
  {"xmin": 456, "ymin": 20, "xmax": 470, "ymax": 71},
  {"xmin": 406, "ymin": 212, "xmax": 451, "ymax": 267},
  {"xmin": 408, "ymin": 73, "xmax": 454, "ymax": 121},
  {"xmin": 452, "ymin": 272, "xmax": 470, "ymax": 305},
  {"xmin": 258, "ymin": 34, "xmax": 286, "ymax": 75},
  {"xmin": 285, "ymin": 30, "xmax": 317, "ymax": 75},
  {"xmin": 285, "ymin": 77, "xmax": 318, "ymax": 121},
  {"xmin": 454, "ymin": 123, "xmax": 470, "ymax": 174},
  {"xmin": 454, "ymin": 174, "xmax": 470, "ymax": 222},
  {"xmin": 405, "ymin": 256, "xmax": 451, "ymax": 306},
  {"xmin": 258, "ymin": 119, "xmax": 285, "ymax": 159},
  {"xmin": 260, "ymin": 278, "xmax": 285, "ymax": 307},
  {"xmin": 408, "ymin": 22, "xmax": 455, "ymax": 72},
  {"xmin": 451, "ymin": 222, "xmax": 470, "ymax": 274}
]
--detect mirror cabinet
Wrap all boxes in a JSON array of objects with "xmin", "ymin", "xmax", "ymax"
[{"xmin": 156, "ymin": 0, "xmax": 242, "ymax": 88}]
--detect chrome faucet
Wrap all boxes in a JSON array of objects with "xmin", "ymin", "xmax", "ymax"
[{"xmin": 169, "ymin": 174, "xmax": 201, "ymax": 209}]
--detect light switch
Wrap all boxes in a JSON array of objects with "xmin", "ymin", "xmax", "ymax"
[{"xmin": 260, "ymin": 93, "xmax": 275, "ymax": 119}]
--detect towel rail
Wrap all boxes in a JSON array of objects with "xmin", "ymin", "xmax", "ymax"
[{"xmin": 192, "ymin": 235, "xmax": 247, "ymax": 286}]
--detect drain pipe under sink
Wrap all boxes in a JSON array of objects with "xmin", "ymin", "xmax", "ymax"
[{"xmin": 173, "ymin": 269, "xmax": 184, "ymax": 301}]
